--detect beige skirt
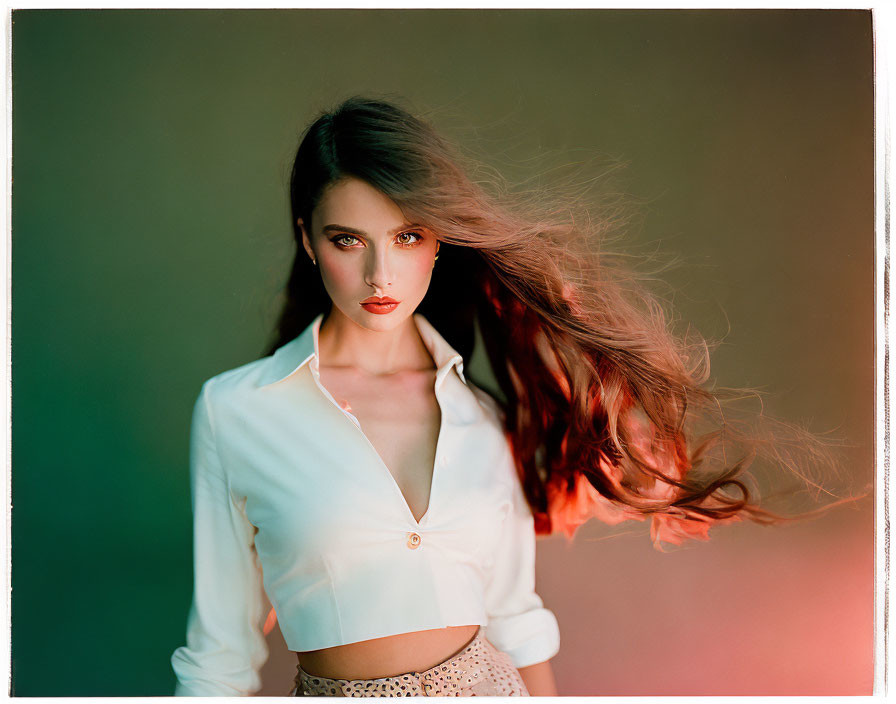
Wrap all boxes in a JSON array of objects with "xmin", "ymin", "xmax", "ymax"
[{"xmin": 290, "ymin": 627, "xmax": 529, "ymax": 697}]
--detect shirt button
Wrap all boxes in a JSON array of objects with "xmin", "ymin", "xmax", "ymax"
[{"xmin": 407, "ymin": 532, "xmax": 422, "ymax": 549}]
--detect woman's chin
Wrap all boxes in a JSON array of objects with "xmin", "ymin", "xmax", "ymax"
[{"xmin": 350, "ymin": 306, "xmax": 415, "ymax": 333}]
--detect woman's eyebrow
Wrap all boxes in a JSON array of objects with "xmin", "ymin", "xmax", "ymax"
[
  {"xmin": 321, "ymin": 223, "xmax": 423, "ymax": 236},
  {"xmin": 389, "ymin": 222, "xmax": 423, "ymax": 234},
  {"xmin": 322, "ymin": 224, "xmax": 366, "ymax": 236}
]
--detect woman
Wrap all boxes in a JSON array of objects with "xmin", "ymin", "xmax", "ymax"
[{"xmin": 171, "ymin": 96, "xmax": 836, "ymax": 696}]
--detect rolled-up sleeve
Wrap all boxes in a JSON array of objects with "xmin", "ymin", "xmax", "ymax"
[
  {"xmin": 171, "ymin": 379, "xmax": 269, "ymax": 696},
  {"xmin": 483, "ymin": 459, "xmax": 561, "ymax": 669}
]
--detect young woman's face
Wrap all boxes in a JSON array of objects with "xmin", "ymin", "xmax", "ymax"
[{"xmin": 300, "ymin": 177, "xmax": 440, "ymax": 333}]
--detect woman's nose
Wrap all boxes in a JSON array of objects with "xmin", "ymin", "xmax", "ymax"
[{"xmin": 364, "ymin": 247, "xmax": 393, "ymax": 290}]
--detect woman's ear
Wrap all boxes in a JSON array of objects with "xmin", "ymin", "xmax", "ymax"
[{"xmin": 297, "ymin": 218, "xmax": 316, "ymax": 265}]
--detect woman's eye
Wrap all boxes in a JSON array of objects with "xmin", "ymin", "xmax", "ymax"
[
  {"xmin": 333, "ymin": 234, "xmax": 361, "ymax": 247},
  {"xmin": 396, "ymin": 231, "xmax": 423, "ymax": 246}
]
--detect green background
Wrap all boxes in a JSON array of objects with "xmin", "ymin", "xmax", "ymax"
[{"xmin": 11, "ymin": 9, "xmax": 873, "ymax": 696}]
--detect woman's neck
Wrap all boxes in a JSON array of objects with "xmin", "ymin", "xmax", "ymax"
[{"xmin": 317, "ymin": 308, "xmax": 436, "ymax": 376}]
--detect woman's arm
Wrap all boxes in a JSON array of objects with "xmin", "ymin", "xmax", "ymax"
[
  {"xmin": 482, "ymin": 443, "xmax": 561, "ymax": 684},
  {"xmin": 170, "ymin": 379, "xmax": 269, "ymax": 695},
  {"xmin": 518, "ymin": 659, "xmax": 558, "ymax": 696}
]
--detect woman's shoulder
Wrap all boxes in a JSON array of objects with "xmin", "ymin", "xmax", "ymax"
[
  {"xmin": 192, "ymin": 353, "xmax": 314, "ymax": 450},
  {"xmin": 195, "ymin": 354, "xmax": 277, "ymax": 407},
  {"xmin": 464, "ymin": 378, "xmax": 508, "ymax": 425}
]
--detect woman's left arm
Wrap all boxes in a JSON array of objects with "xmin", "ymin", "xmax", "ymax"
[
  {"xmin": 481, "ymin": 442, "xmax": 561, "ymax": 691},
  {"xmin": 517, "ymin": 659, "xmax": 558, "ymax": 696}
]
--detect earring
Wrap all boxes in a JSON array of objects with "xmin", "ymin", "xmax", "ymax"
[{"xmin": 311, "ymin": 258, "xmax": 317, "ymax": 267}]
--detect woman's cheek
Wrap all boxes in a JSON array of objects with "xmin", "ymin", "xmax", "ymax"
[
  {"xmin": 321, "ymin": 256, "xmax": 364, "ymax": 302},
  {"xmin": 403, "ymin": 253, "xmax": 436, "ymax": 299}
]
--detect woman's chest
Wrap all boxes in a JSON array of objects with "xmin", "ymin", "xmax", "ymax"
[{"xmin": 319, "ymin": 368, "xmax": 442, "ymax": 524}]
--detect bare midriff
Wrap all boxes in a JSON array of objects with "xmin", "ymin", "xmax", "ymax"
[{"xmin": 294, "ymin": 624, "xmax": 481, "ymax": 680}]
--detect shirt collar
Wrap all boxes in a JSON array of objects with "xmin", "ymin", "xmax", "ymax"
[{"xmin": 258, "ymin": 312, "xmax": 466, "ymax": 388}]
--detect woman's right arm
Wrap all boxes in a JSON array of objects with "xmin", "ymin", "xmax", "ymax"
[{"xmin": 170, "ymin": 379, "xmax": 269, "ymax": 696}]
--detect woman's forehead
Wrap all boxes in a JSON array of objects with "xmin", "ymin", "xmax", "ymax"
[{"xmin": 313, "ymin": 177, "xmax": 415, "ymax": 234}]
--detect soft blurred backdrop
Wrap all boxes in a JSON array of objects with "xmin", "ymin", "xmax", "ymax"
[{"xmin": 11, "ymin": 9, "xmax": 873, "ymax": 696}]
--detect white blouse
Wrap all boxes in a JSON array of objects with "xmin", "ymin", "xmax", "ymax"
[{"xmin": 170, "ymin": 313, "xmax": 561, "ymax": 696}]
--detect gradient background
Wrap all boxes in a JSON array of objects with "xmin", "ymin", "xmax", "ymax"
[{"xmin": 11, "ymin": 9, "xmax": 874, "ymax": 697}]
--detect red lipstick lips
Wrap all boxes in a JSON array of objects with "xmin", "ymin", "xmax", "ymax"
[{"xmin": 360, "ymin": 296, "xmax": 400, "ymax": 314}]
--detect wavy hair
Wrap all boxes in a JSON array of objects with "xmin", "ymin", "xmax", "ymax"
[{"xmin": 266, "ymin": 95, "xmax": 849, "ymax": 550}]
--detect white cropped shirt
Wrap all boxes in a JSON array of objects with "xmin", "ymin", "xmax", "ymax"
[{"xmin": 170, "ymin": 313, "xmax": 561, "ymax": 696}]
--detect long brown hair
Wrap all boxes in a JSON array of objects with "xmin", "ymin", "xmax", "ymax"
[{"xmin": 267, "ymin": 95, "xmax": 850, "ymax": 549}]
